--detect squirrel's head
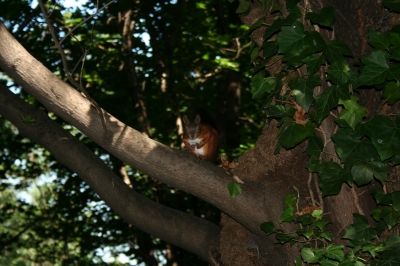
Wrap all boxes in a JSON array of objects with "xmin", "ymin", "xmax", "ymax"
[{"xmin": 183, "ymin": 114, "xmax": 201, "ymax": 139}]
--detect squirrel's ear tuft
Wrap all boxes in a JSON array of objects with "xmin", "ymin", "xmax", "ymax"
[
  {"xmin": 183, "ymin": 115, "xmax": 189, "ymax": 124},
  {"xmin": 195, "ymin": 114, "xmax": 201, "ymax": 123}
]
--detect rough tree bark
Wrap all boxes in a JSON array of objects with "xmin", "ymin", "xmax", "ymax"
[{"xmin": 216, "ymin": 0, "xmax": 400, "ymax": 265}]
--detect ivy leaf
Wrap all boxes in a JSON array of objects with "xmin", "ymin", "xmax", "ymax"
[
  {"xmin": 263, "ymin": 11, "xmax": 302, "ymax": 41},
  {"xmin": 263, "ymin": 41, "xmax": 279, "ymax": 59},
  {"xmin": 315, "ymin": 220, "xmax": 331, "ymax": 230},
  {"xmin": 21, "ymin": 115, "xmax": 36, "ymax": 123},
  {"xmin": 290, "ymin": 75, "xmax": 321, "ymax": 111},
  {"xmin": 322, "ymin": 40, "xmax": 353, "ymax": 63},
  {"xmin": 278, "ymin": 120, "xmax": 315, "ymax": 148},
  {"xmin": 383, "ymin": 81, "xmax": 400, "ymax": 105},
  {"xmin": 376, "ymin": 222, "xmax": 387, "ymax": 237},
  {"xmin": 362, "ymin": 244, "xmax": 380, "ymax": 257},
  {"xmin": 278, "ymin": 21, "xmax": 304, "ymax": 54},
  {"xmin": 390, "ymin": 31, "xmax": 400, "ymax": 46},
  {"xmin": 245, "ymin": 18, "xmax": 265, "ymax": 35},
  {"xmin": 371, "ymin": 209, "xmax": 382, "ymax": 221},
  {"xmin": 318, "ymin": 231, "xmax": 332, "ymax": 242},
  {"xmin": 280, "ymin": 206, "xmax": 295, "ymax": 223},
  {"xmin": 391, "ymin": 49, "xmax": 400, "ymax": 62},
  {"xmin": 307, "ymin": 136, "xmax": 324, "ymax": 159},
  {"xmin": 311, "ymin": 85, "xmax": 349, "ymax": 125},
  {"xmin": 227, "ymin": 182, "xmax": 242, "ymax": 197},
  {"xmin": 319, "ymin": 168, "xmax": 351, "ymax": 196},
  {"xmin": 296, "ymin": 214, "xmax": 313, "ymax": 226},
  {"xmin": 264, "ymin": 19, "xmax": 285, "ymax": 40},
  {"xmin": 326, "ymin": 59, "xmax": 352, "ymax": 85},
  {"xmin": 381, "ymin": 206, "xmax": 400, "ymax": 230},
  {"xmin": 281, "ymin": 50, "xmax": 305, "ymax": 67},
  {"xmin": 366, "ymin": 115, "xmax": 400, "ymax": 161},
  {"xmin": 250, "ymin": 45, "xmax": 260, "ymax": 62},
  {"xmin": 251, "ymin": 72, "xmax": 276, "ymax": 99},
  {"xmin": 325, "ymin": 244, "xmax": 345, "ymax": 262},
  {"xmin": 342, "ymin": 214, "xmax": 377, "ymax": 247},
  {"xmin": 369, "ymin": 30, "xmax": 391, "ymax": 50},
  {"xmin": 275, "ymin": 232, "xmax": 295, "ymax": 243},
  {"xmin": 385, "ymin": 234, "xmax": 400, "ymax": 250},
  {"xmin": 392, "ymin": 191, "xmax": 400, "ymax": 211},
  {"xmin": 285, "ymin": 6, "xmax": 302, "ymax": 23},
  {"xmin": 260, "ymin": 222, "xmax": 275, "ymax": 234},
  {"xmin": 286, "ymin": 0, "xmax": 300, "ymax": 10},
  {"xmin": 339, "ymin": 95, "xmax": 364, "ymax": 114},
  {"xmin": 267, "ymin": 105, "xmax": 296, "ymax": 118},
  {"xmin": 311, "ymin": 209, "xmax": 323, "ymax": 220},
  {"xmin": 301, "ymin": 245, "xmax": 324, "ymax": 263},
  {"xmin": 304, "ymin": 54, "xmax": 326, "ymax": 75},
  {"xmin": 351, "ymin": 161, "xmax": 389, "ymax": 186},
  {"xmin": 345, "ymin": 250, "xmax": 357, "ymax": 263},
  {"xmin": 332, "ymin": 130, "xmax": 377, "ymax": 163},
  {"xmin": 294, "ymin": 258, "xmax": 302, "ymax": 266},
  {"xmin": 281, "ymin": 31, "xmax": 324, "ymax": 67},
  {"xmin": 372, "ymin": 188, "xmax": 392, "ymax": 205},
  {"xmin": 318, "ymin": 161, "xmax": 349, "ymax": 196},
  {"xmin": 338, "ymin": 96, "xmax": 366, "ymax": 130},
  {"xmin": 318, "ymin": 161, "xmax": 342, "ymax": 179},
  {"xmin": 305, "ymin": 7, "xmax": 335, "ymax": 28},
  {"xmin": 296, "ymin": 228, "xmax": 314, "ymax": 239},
  {"xmin": 259, "ymin": 0, "xmax": 267, "ymax": 10},
  {"xmin": 303, "ymin": 31, "xmax": 325, "ymax": 52},
  {"xmin": 236, "ymin": 0, "xmax": 250, "ymax": 13},
  {"xmin": 307, "ymin": 157, "xmax": 321, "ymax": 172},
  {"xmin": 331, "ymin": 129, "xmax": 360, "ymax": 162},
  {"xmin": 284, "ymin": 193, "xmax": 297, "ymax": 207},
  {"xmin": 359, "ymin": 50, "xmax": 400, "ymax": 86},
  {"xmin": 383, "ymin": 0, "xmax": 400, "ymax": 13}
]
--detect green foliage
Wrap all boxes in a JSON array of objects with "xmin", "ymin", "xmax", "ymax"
[
  {"xmin": 242, "ymin": 0, "xmax": 400, "ymax": 196},
  {"xmin": 305, "ymin": 7, "xmax": 335, "ymax": 28},
  {"xmin": 20, "ymin": 115, "xmax": 36, "ymax": 123},
  {"xmin": 227, "ymin": 182, "xmax": 242, "ymax": 197},
  {"xmin": 278, "ymin": 119, "xmax": 315, "ymax": 148},
  {"xmin": 240, "ymin": 0, "xmax": 400, "ymax": 264},
  {"xmin": 261, "ymin": 191, "xmax": 335, "ymax": 257},
  {"xmin": 261, "ymin": 191, "xmax": 400, "ymax": 265},
  {"xmin": 290, "ymin": 75, "xmax": 321, "ymax": 111}
]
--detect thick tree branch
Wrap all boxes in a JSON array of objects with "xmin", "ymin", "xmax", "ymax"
[
  {"xmin": 0, "ymin": 83, "xmax": 220, "ymax": 263},
  {"xmin": 0, "ymin": 20, "xmax": 272, "ymax": 235}
]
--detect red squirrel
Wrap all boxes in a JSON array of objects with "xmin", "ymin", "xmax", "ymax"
[{"xmin": 182, "ymin": 111, "xmax": 218, "ymax": 161}]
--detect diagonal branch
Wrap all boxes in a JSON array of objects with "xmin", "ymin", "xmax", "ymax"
[
  {"xmin": 0, "ymin": 20, "xmax": 272, "ymax": 236},
  {"xmin": 0, "ymin": 83, "xmax": 220, "ymax": 263}
]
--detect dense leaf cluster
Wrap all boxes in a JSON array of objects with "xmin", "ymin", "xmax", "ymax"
[{"xmin": 235, "ymin": 0, "xmax": 400, "ymax": 264}]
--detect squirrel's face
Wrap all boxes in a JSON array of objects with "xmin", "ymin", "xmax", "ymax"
[
  {"xmin": 187, "ymin": 124, "xmax": 201, "ymax": 139},
  {"xmin": 183, "ymin": 114, "xmax": 202, "ymax": 139}
]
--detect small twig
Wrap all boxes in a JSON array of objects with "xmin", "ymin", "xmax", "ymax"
[
  {"xmin": 376, "ymin": 95, "xmax": 389, "ymax": 115},
  {"xmin": 329, "ymin": 111, "xmax": 338, "ymax": 119},
  {"xmin": 71, "ymin": 51, "xmax": 87, "ymax": 74},
  {"xmin": 38, "ymin": 0, "xmax": 113, "ymax": 137},
  {"xmin": 351, "ymin": 186, "xmax": 364, "ymax": 215},
  {"xmin": 308, "ymin": 172, "xmax": 316, "ymax": 206},
  {"xmin": 58, "ymin": 0, "xmax": 117, "ymax": 46},
  {"xmin": 313, "ymin": 174, "xmax": 323, "ymax": 211}
]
